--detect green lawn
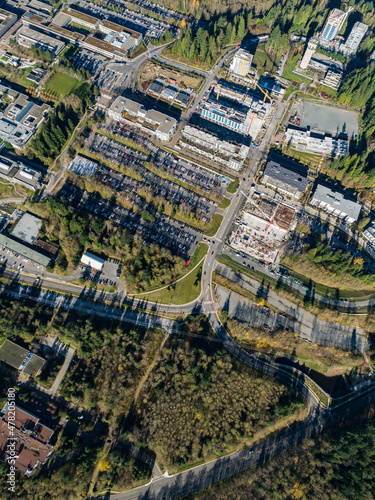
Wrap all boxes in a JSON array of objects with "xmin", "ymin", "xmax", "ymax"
[
  {"xmin": 133, "ymin": 244, "xmax": 208, "ymax": 304},
  {"xmin": 253, "ymin": 50, "xmax": 277, "ymax": 73},
  {"xmin": 227, "ymin": 179, "xmax": 239, "ymax": 194},
  {"xmin": 282, "ymin": 147, "xmax": 322, "ymax": 168},
  {"xmin": 219, "ymin": 197, "xmax": 231, "ymax": 209},
  {"xmin": 45, "ymin": 72, "xmax": 80, "ymax": 98},
  {"xmin": 204, "ymin": 213, "xmax": 223, "ymax": 237}
]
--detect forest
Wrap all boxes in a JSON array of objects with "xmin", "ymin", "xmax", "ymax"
[
  {"xmin": 184, "ymin": 407, "xmax": 375, "ymax": 500},
  {"xmin": 171, "ymin": 12, "xmax": 250, "ymax": 66},
  {"xmin": 31, "ymin": 196, "xmax": 186, "ymax": 291},
  {"xmin": 27, "ymin": 83, "xmax": 95, "ymax": 167},
  {"xmin": 284, "ymin": 238, "xmax": 375, "ymax": 290},
  {"xmin": 59, "ymin": 320, "xmax": 163, "ymax": 429},
  {"xmin": 0, "ymin": 297, "xmax": 162, "ymax": 497},
  {"xmin": 0, "ymin": 296, "xmax": 163, "ymax": 428},
  {"xmin": 323, "ymin": 64, "xmax": 375, "ymax": 191},
  {"xmin": 129, "ymin": 336, "xmax": 305, "ymax": 469}
]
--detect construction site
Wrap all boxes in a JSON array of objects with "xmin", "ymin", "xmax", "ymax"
[
  {"xmin": 197, "ymin": 80, "xmax": 273, "ymax": 142},
  {"xmin": 228, "ymin": 192, "xmax": 295, "ymax": 263},
  {"xmin": 139, "ymin": 60, "xmax": 203, "ymax": 92}
]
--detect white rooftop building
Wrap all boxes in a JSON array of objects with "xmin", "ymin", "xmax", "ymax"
[
  {"xmin": 180, "ymin": 125, "xmax": 250, "ymax": 171},
  {"xmin": 310, "ymin": 185, "xmax": 361, "ymax": 224},
  {"xmin": 320, "ymin": 8, "xmax": 347, "ymax": 43},
  {"xmin": 322, "ymin": 69, "xmax": 342, "ymax": 90},
  {"xmin": 342, "ymin": 22, "xmax": 368, "ymax": 55},
  {"xmin": 230, "ymin": 49, "xmax": 253, "ymax": 77},
  {"xmin": 108, "ymin": 96, "xmax": 177, "ymax": 141},
  {"xmin": 0, "ymin": 155, "xmax": 43, "ymax": 191},
  {"xmin": 11, "ymin": 213, "xmax": 41, "ymax": 244},
  {"xmin": 81, "ymin": 251, "xmax": 105, "ymax": 271},
  {"xmin": 284, "ymin": 127, "xmax": 348, "ymax": 156}
]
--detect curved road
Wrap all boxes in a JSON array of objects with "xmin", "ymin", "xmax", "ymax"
[{"xmin": 2, "ymin": 39, "xmax": 374, "ymax": 500}]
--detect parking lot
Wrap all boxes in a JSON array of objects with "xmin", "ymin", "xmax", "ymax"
[
  {"xmin": 74, "ymin": 0, "xmax": 177, "ymax": 38},
  {"xmin": 0, "ymin": 243, "xmax": 45, "ymax": 275},
  {"xmin": 71, "ymin": 49, "xmax": 107, "ymax": 76},
  {"xmin": 106, "ymin": 123, "xmax": 229, "ymax": 197},
  {"xmin": 59, "ymin": 184, "xmax": 202, "ymax": 258},
  {"xmin": 95, "ymin": 63, "xmax": 129, "ymax": 94},
  {"xmin": 86, "ymin": 133, "xmax": 217, "ymax": 221}
]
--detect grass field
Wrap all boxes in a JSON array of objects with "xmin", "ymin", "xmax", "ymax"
[
  {"xmin": 219, "ymin": 197, "xmax": 231, "ymax": 209},
  {"xmin": 45, "ymin": 73, "xmax": 80, "ymax": 98},
  {"xmin": 204, "ymin": 213, "xmax": 223, "ymax": 237},
  {"xmin": 227, "ymin": 179, "xmax": 239, "ymax": 194},
  {"xmin": 282, "ymin": 147, "xmax": 322, "ymax": 168},
  {"xmin": 133, "ymin": 244, "xmax": 208, "ymax": 305},
  {"xmin": 252, "ymin": 50, "xmax": 277, "ymax": 73}
]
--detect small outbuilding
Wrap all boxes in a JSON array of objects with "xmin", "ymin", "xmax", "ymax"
[{"xmin": 80, "ymin": 250, "xmax": 105, "ymax": 271}]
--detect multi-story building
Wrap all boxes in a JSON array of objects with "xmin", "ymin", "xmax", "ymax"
[
  {"xmin": 309, "ymin": 184, "xmax": 361, "ymax": 224},
  {"xmin": 180, "ymin": 125, "xmax": 250, "ymax": 171},
  {"xmin": 300, "ymin": 38, "xmax": 318, "ymax": 70},
  {"xmin": 21, "ymin": 6, "xmax": 142, "ymax": 61},
  {"xmin": 342, "ymin": 22, "xmax": 368, "ymax": 55},
  {"xmin": 320, "ymin": 8, "xmax": 347, "ymax": 43},
  {"xmin": 284, "ymin": 126, "xmax": 348, "ymax": 156},
  {"xmin": 262, "ymin": 159, "xmax": 309, "ymax": 199},
  {"xmin": 363, "ymin": 223, "xmax": 375, "ymax": 249},
  {"xmin": 14, "ymin": 25, "xmax": 65, "ymax": 56},
  {"xmin": 322, "ymin": 69, "xmax": 342, "ymax": 90},
  {"xmin": 0, "ymin": 8, "xmax": 17, "ymax": 38},
  {"xmin": 0, "ymin": 403, "xmax": 54, "ymax": 476},
  {"xmin": 0, "ymin": 155, "xmax": 43, "ymax": 191},
  {"xmin": 108, "ymin": 96, "xmax": 177, "ymax": 141},
  {"xmin": 201, "ymin": 99, "xmax": 250, "ymax": 134},
  {"xmin": 229, "ymin": 49, "xmax": 253, "ymax": 77},
  {"xmin": 0, "ymin": 84, "xmax": 49, "ymax": 148}
]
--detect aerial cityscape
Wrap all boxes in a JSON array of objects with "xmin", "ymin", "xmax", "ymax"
[{"xmin": 0, "ymin": 0, "xmax": 374, "ymax": 498}]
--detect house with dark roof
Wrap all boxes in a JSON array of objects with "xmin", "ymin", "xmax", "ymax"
[{"xmin": 262, "ymin": 159, "xmax": 309, "ymax": 198}]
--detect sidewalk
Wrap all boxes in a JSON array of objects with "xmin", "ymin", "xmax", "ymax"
[{"xmin": 51, "ymin": 347, "xmax": 75, "ymax": 394}]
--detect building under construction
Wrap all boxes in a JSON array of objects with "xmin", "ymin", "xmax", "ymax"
[
  {"xmin": 200, "ymin": 81, "xmax": 272, "ymax": 140},
  {"xmin": 228, "ymin": 192, "xmax": 295, "ymax": 263}
]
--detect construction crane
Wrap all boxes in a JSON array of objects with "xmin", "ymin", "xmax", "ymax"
[
  {"xmin": 215, "ymin": 83, "xmax": 247, "ymax": 103},
  {"xmin": 265, "ymin": 218, "xmax": 274, "ymax": 232},
  {"xmin": 246, "ymin": 73, "xmax": 272, "ymax": 103}
]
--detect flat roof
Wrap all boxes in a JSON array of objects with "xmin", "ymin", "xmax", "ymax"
[
  {"xmin": 263, "ymin": 160, "xmax": 308, "ymax": 192},
  {"xmin": 0, "ymin": 339, "xmax": 28, "ymax": 370},
  {"xmin": 101, "ymin": 19, "xmax": 141, "ymax": 39},
  {"xmin": 11, "ymin": 212, "xmax": 41, "ymax": 244},
  {"xmin": 62, "ymin": 7, "xmax": 98, "ymax": 27},
  {"xmin": 23, "ymin": 354, "xmax": 45, "ymax": 376},
  {"xmin": 51, "ymin": 11, "xmax": 70, "ymax": 27},
  {"xmin": 301, "ymin": 102, "xmax": 359, "ymax": 140},
  {"xmin": 0, "ymin": 233, "xmax": 50, "ymax": 266},
  {"xmin": 311, "ymin": 184, "xmax": 362, "ymax": 221},
  {"xmin": 40, "ymin": 20, "xmax": 85, "ymax": 41},
  {"xmin": 81, "ymin": 250, "xmax": 105, "ymax": 270},
  {"xmin": 0, "ymin": 339, "xmax": 45, "ymax": 376},
  {"xmin": 85, "ymin": 35, "xmax": 126, "ymax": 55}
]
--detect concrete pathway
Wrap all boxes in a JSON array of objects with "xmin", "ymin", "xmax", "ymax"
[{"xmin": 51, "ymin": 346, "xmax": 75, "ymax": 394}]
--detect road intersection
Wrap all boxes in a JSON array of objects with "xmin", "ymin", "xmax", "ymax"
[{"xmin": 1, "ymin": 43, "xmax": 374, "ymax": 500}]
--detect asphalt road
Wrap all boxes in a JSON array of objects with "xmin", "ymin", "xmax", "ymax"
[
  {"xmin": 215, "ymin": 264, "xmax": 369, "ymax": 353},
  {"xmin": 2, "ymin": 42, "xmax": 374, "ymax": 500}
]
